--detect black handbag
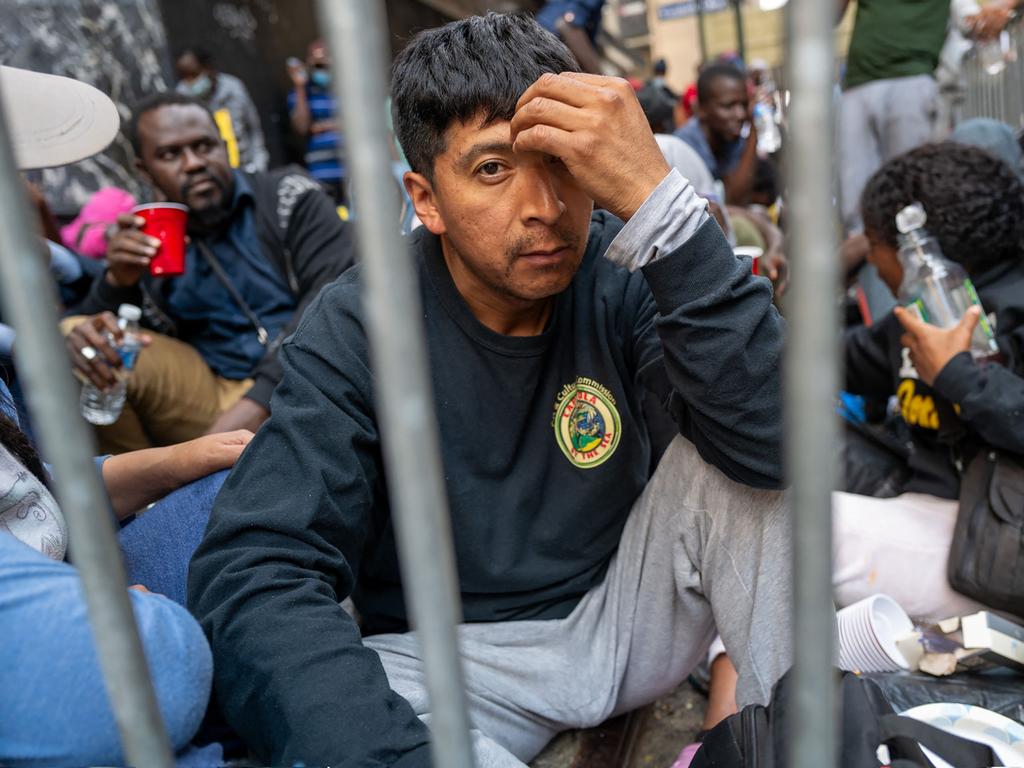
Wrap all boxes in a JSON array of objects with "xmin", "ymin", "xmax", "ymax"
[{"xmin": 948, "ymin": 449, "xmax": 1024, "ymax": 618}]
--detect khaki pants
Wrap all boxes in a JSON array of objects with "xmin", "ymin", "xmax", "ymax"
[{"xmin": 62, "ymin": 317, "xmax": 251, "ymax": 454}]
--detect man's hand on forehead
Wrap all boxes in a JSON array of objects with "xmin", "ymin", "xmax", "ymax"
[{"xmin": 510, "ymin": 72, "xmax": 670, "ymax": 222}]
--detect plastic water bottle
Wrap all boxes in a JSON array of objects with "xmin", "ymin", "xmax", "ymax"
[
  {"xmin": 895, "ymin": 203, "xmax": 999, "ymax": 361},
  {"xmin": 754, "ymin": 75, "xmax": 782, "ymax": 155},
  {"xmin": 80, "ymin": 304, "xmax": 143, "ymax": 425}
]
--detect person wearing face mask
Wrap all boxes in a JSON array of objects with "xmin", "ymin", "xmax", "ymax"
[
  {"xmin": 286, "ymin": 40, "xmax": 346, "ymax": 202},
  {"xmin": 174, "ymin": 47, "xmax": 269, "ymax": 174}
]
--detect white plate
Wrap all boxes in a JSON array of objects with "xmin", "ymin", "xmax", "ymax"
[{"xmin": 901, "ymin": 703, "xmax": 1024, "ymax": 767}]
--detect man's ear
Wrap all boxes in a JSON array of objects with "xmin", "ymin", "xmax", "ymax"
[{"xmin": 404, "ymin": 171, "xmax": 445, "ymax": 236}]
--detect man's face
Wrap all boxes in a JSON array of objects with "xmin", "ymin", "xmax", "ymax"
[
  {"xmin": 865, "ymin": 231, "xmax": 903, "ymax": 294},
  {"xmin": 135, "ymin": 104, "xmax": 234, "ymax": 228},
  {"xmin": 406, "ymin": 115, "xmax": 594, "ymax": 307},
  {"xmin": 699, "ymin": 76, "xmax": 748, "ymax": 144},
  {"xmin": 175, "ymin": 53, "xmax": 203, "ymax": 84}
]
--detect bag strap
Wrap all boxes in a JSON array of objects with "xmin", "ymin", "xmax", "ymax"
[
  {"xmin": 879, "ymin": 714, "xmax": 999, "ymax": 767},
  {"xmin": 194, "ymin": 239, "xmax": 269, "ymax": 346}
]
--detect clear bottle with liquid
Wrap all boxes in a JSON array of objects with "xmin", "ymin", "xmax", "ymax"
[
  {"xmin": 895, "ymin": 203, "xmax": 999, "ymax": 361},
  {"xmin": 753, "ymin": 73, "xmax": 782, "ymax": 155},
  {"xmin": 80, "ymin": 303, "xmax": 144, "ymax": 425}
]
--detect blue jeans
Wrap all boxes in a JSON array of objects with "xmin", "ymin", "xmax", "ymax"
[
  {"xmin": 118, "ymin": 470, "xmax": 228, "ymax": 607},
  {"xmin": 0, "ymin": 472, "xmax": 226, "ymax": 766}
]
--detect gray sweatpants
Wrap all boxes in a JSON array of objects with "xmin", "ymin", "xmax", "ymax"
[
  {"xmin": 364, "ymin": 436, "xmax": 793, "ymax": 767},
  {"xmin": 838, "ymin": 74, "xmax": 940, "ymax": 236}
]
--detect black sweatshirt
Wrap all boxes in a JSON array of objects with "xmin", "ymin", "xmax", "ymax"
[
  {"xmin": 844, "ymin": 257, "xmax": 1024, "ymax": 499},
  {"xmin": 187, "ymin": 212, "xmax": 785, "ymax": 766}
]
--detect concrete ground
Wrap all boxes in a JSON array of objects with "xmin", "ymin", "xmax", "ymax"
[{"xmin": 530, "ymin": 679, "xmax": 706, "ymax": 768}]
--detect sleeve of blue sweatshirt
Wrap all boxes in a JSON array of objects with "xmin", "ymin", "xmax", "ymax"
[
  {"xmin": 186, "ymin": 272, "xmax": 433, "ymax": 768},
  {"xmin": 605, "ymin": 170, "xmax": 786, "ymax": 489}
]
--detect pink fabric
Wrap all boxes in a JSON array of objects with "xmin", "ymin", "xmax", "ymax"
[
  {"xmin": 60, "ymin": 187, "xmax": 136, "ymax": 259},
  {"xmin": 672, "ymin": 742, "xmax": 702, "ymax": 768}
]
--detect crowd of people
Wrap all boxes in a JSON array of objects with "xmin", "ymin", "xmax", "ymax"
[{"xmin": 1, "ymin": 2, "xmax": 1024, "ymax": 767}]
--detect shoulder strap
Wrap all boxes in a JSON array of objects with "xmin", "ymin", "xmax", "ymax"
[
  {"xmin": 879, "ymin": 714, "xmax": 999, "ymax": 768},
  {"xmin": 194, "ymin": 239, "xmax": 269, "ymax": 346}
]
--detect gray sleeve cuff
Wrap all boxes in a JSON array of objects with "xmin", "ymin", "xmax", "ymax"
[{"xmin": 603, "ymin": 169, "xmax": 711, "ymax": 272}]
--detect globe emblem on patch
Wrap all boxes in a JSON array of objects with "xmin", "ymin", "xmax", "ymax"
[
  {"xmin": 570, "ymin": 401, "xmax": 605, "ymax": 453},
  {"xmin": 553, "ymin": 380, "xmax": 621, "ymax": 468}
]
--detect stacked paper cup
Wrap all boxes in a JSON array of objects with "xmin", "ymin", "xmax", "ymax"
[{"xmin": 837, "ymin": 594, "xmax": 914, "ymax": 673}]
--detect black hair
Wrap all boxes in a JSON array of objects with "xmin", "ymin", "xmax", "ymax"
[
  {"xmin": 390, "ymin": 12, "xmax": 579, "ymax": 179},
  {"xmin": 0, "ymin": 391, "xmax": 48, "ymax": 488},
  {"xmin": 861, "ymin": 142, "xmax": 1024, "ymax": 275},
  {"xmin": 653, "ymin": 58, "xmax": 667, "ymax": 76},
  {"xmin": 751, "ymin": 158, "xmax": 778, "ymax": 205},
  {"xmin": 128, "ymin": 92, "xmax": 216, "ymax": 156},
  {"xmin": 175, "ymin": 47, "xmax": 213, "ymax": 68},
  {"xmin": 696, "ymin": 63, "xmax": 745, "ymax": 105},
  {"xmin": 637, "ymin": 83, "xmax": 676, "ymax": 134}
]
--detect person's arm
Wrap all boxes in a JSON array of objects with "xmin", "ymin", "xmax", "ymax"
[
  {"xmin": 897, "ymin": 305, "xmax": 1024, "ymax": 454},
  {"xmin": 842, "ymin": 313, "xmax": 898, "ymax": 399},
  {"xmin": 74, "ymin": 213, "xmax": 158, "ymax": 317},
  {"xmin": 722, "ymin": 126, "xmax": 759, "ymax": 205},
  {"xmin": 727, "ymin": 205, "xmax": 788, "ymax": 293},
  {"xmin": 288, "ymin": 83, "xmax": 312, "ymax": 139},
  {"xmin": 101, "ymin": 431, "xmax": 252, "ymax": 519},
  {"xmin": 243, "ymin": 183, "xmax": 356, "ymax": 409},
  {"xmin": 187, "ymin": 289, "xmax": 432, "ymax": 765},
  {"xmin": 604, "ymin": 173, "xmax": 787, "ymax": 489}
]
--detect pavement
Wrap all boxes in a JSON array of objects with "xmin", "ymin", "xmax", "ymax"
[{"xmin": 530, "ymin": 679, "xmax": 706, "ymax": 768}]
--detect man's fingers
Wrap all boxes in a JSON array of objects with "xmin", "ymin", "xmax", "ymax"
[
  {"xmin": 115, "ymin": 212, "xmax": 145, "ymax": 229},
  {"xmin": 515, "ymin": 71, "xmax": 606, "ymax": 112},
  {"xmin": 510, "ymin": 96, "xmax": 588, "ymax": 142},
  {"xmin": 892, "ymin": 305, "xmax": 926, "ymax": 334},
  {"xmin": 512, "ymin": 123, "xmax": 579, "ymax": 162}
]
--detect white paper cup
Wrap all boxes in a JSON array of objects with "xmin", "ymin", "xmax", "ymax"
[{"xmin": 837, "ymin": 594, "xmax": 913, "ymax": 673}]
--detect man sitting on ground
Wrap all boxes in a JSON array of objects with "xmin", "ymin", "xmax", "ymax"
[
  {"xmin": 68, "ymin": 93, "xmax": 355, "ymax": 453},
  {"xmin": 674, "ymin": 63, "xmax": 759, "ymax": 205},
  {"xmin": 189, "ymin": 14, "xmax": 791, "ymax": 767}
]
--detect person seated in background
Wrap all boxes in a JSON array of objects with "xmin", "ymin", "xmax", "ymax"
[
  {"xmin": 188, "ymin": 13, "xmax": 790, "ymax": 767},
  {"xmin": 0, "ymin": 64, "xmax": 248, "ymax": 768},
  {"xmin": 0, "ymin": 376, "xmax": 250, "ymax": 766},
  {"xmin": 674, "ymin": 63, "xmax": 758, "ymax": 205},
  {"xmin": 535, "ymin": 0, "xmax": 607, "ymax": 74},
  {"xmin": 286, "ymin": 40, "xmax": 346, "ymax": 202},
  {"xmin": 837, "ymin": 142, "xmax": 1024, "ymax": 621},
  {"xmin": 68, "ymin": 93, "xmax": 355, "ymax": 454},
  {"xmin": 175, "ymin": 47, "xmax": 269, "ymax": 174}
]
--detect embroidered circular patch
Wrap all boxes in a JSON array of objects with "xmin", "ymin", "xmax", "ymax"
[{"xmin": 553, "ymin": 378, "xmax": 621, "ymax": 469}]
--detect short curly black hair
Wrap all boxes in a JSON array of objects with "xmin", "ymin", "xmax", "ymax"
[{"xmin": 861, "ymin": 142, "xmax": 1024, "ymax": 275}]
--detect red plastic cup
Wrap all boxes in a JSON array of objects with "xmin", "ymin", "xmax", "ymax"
[
  {"xmin": 733, "ymin": 246, "xmax": 764, "ymax": 276},
  {"xmin": 133, "ymin": 203, "xmax": 188, "ymax": 277}
]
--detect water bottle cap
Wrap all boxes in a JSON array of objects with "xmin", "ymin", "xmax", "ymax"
[
  {"xmin": 117, "ymin": 303, "xmax": 142, "ymax": 322},
  {"xmin": 896, "ymin": 203, "xmax": 927, "ymax": 234}
]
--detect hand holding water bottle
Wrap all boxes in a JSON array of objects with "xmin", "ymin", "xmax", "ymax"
[
  {"xmin": 71, "ymin": 305, "xmax": 151, "ymax": 425},
  {"xmin": 894, "ymin": 305, "xmax": 983, "ymax": 386}
]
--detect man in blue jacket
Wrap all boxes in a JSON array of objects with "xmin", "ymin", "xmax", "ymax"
[{"xmin": 189, "ymin": 13, "xmax": 791, "ymax": 767}]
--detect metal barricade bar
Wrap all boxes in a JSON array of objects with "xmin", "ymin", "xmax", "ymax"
[
  {"xmin": 0, "ymin": 81, "xmax": 173, "ymax": 764},
  {"xmin": 316, "ymin": 2, "xmax": 476, "ymax": 767},
  {"xmin": 784, "ymin": 0, "xmax": 839, "ymax": 765}
]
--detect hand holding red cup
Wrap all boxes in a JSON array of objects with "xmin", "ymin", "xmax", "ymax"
[{"xmin": 132, "ymin": 202, "xmax": 188, "ymax": 277}]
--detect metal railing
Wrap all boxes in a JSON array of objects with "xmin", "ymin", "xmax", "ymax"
[
  {"xmin": 960, "ymin": 14, "xmax": 1024, "ymax": 128},
  {"xmin": 0, "ymin": 2, "xmax": 841, "ymax": 766},
  {"xmin": 784, "ymin": 0, "xmax": 839, "ymax": 766},
  {"xmin": 0, "ymin": 85, "xmax": 174, "ymax": 765}
]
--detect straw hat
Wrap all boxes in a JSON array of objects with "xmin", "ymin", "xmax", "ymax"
[{"xmin": 0, "ymin": 65, "xmax": 120, "ymax": 170}]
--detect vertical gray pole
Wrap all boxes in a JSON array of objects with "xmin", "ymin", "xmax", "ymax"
[
  {"xmin": 316, "ymin": 3, "xmax": 476, "ymax": 768},
  {"xmin": 784, "ymin": 0, "xmax": 838, "ymax": 765},
  {"xmin": 0, "ymin": 91, "xmax": 173, "ymax": 764},
  {"xmin": 732, "ymin": 0, "xmax": 747, "ymax": 65},
  {"xmin": 697, "ymin": 0, "xmax": 710, "ymax": 62}
]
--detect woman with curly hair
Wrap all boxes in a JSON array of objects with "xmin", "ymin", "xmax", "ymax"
[{"xmin": 837, "ymin": 141, "xmax": 1024, "ymax": 620}]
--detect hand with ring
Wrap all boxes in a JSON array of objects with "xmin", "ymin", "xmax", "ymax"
[{"xmin": 66, "ymin": 312, "xmax": 150, "ymax": 391}]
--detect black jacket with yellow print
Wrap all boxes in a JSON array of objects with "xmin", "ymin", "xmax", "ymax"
[{"xmin": 844, "ymin": 257, "xmax": 1024, "ymax": 499}]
